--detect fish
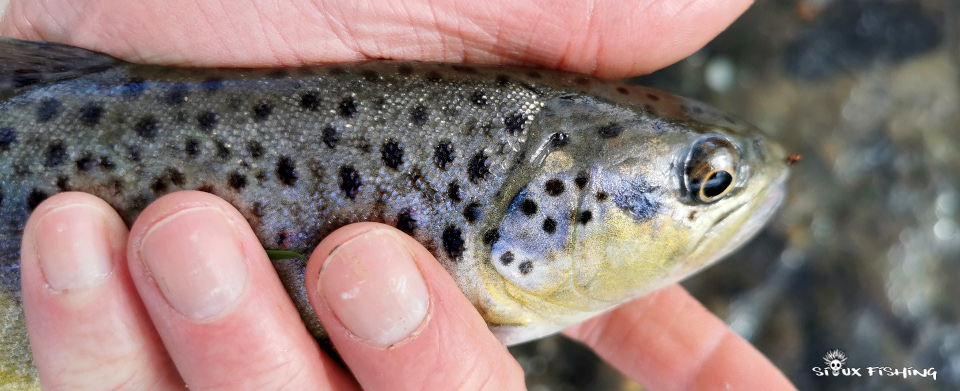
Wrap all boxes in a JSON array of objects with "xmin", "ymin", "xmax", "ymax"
[{"xmin": 0, "ymin": 37, "xmax": 790, "ymax": 387}]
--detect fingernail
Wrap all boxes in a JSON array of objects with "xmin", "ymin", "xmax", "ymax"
[
  {"xmin": 35, "ymin": 205, "xmax": 114, "ymax": 292},
  {"xmin": 140, "ymin": 207, "xmax": 247, "ymax": 321},
  {"xmin": 320, "ymin": 230, "xmax": 429, "ymax": 346}
]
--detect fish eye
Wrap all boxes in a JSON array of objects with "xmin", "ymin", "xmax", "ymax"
[{"xmin": 684, "ymin": 136, "xmax": 740, "ymax": 203}]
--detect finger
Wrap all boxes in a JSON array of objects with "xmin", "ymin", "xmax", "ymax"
[
  {"xmin": 564, "ymin": 284, "xmax": 796, "ymax": 391},
  {"xmin": 1, "ymin": 0, "xmax": 752, "ymax": 77},
  {"xmin": 20, "ymin": 192, "xmax": 183, "ymax": 390},
  {"xmin": 126, "ymin": 191, "xmax": 357, "ymax": 390},
  {"xmin": 305, "ymin": 223, "xmax": 524, "ymax": 391}
]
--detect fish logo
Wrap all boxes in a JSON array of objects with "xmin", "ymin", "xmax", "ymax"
[{"xmin": 823, "ymin": 349, "xmax": 848, "ymax": 376}]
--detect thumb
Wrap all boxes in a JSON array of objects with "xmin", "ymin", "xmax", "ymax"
[{"xmin": 306, "ymin": 223, "xmax": 524, "ymax": 391}]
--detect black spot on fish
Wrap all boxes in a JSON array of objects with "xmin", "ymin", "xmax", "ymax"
[
  {"xmin": 398, "ymin": 64, "xmax": 413, "ymax": 76},
  {"xmin": 463, "ymin": 202, "xmax": 482, "ymax": 223},
  {"xmin": 521, "ymin": 199, "xmax": 538, "ymax": 216},
  {"xmin": 598, "ymin": 123, "xmax": 624, "ymax": 138},
  {"xmin": 166, "ymin": 84, "xmax": 188, "ymax": 105},
  {"xmin": 361, "ymin": 70, "xmax": 379, "ymax": 81},
  {"xmin": 500, "ymin": 251, "xmax": 515, "ymax": 266},
  {"xmin": 483, "ymin": 230, "xmax": 500, "ymax": 246},
  {"xmin": 255, "ymin": 171, "xmax": 267, "ymax": 184},
  {"xmin": 228, "ymin": 171, "xmax": 246, "ymax": 191},
  {"xmin": 322, "ymin": 126, "xmax": 339, "ymax": 149},
  {"xmin": 201, "ymin": 78, "xmax": 222, "ymax": 92},
  {"xmin": 300, "ymin": 93, "xmax": 321, "ymax": 111},
  {"xmin": 544, "ymin": 179, "xmax": 565, "ymax": 196},
  {"xmin": 471, "ymin": 90, "xmax": 487, "ymax": 105},
  {"xmin": 617, "ymin": 87, "xmax": 629, "ymax": 95},
  {"xmin": 247, "ymin": 141, "xmax": 264, "ymax": 158},
  {"xmin": 76, "ymin": 154, "xmax": 96, "ymax": 171},
  {"xmin": 151, "ymin": 167, "xmax": 186, "ymax": 194},
  {"xmin": 574, "ymin": 171, "xmax": 589, "ymax": 189},
  {"xmin": 442, "ymin": 226, "xmax": 465, "ymax": 260},
  {"xmin": 328, "ymin": 67, "xmax": 346, "ymax": 75},
  {"xmin": 542, "ymin": 217, "xmax": 557, "ymax": 234},
  {"xmin": 549, "ymin": 132, "xmax": 569, "ymax": 148},
  {"xmin": 275, "ymin": 232, "xmax": 289, "ymax": 247},
  {"xmin": 276, "ymin": 156, "xmax": 298, "ymax": 186},
  {"xmin": 578, "ymin": 210, "xmax": 593, "ymax": 225},
  {"xmin": 0, "ymin": 127, "xmax": 18, "ymax": 151},
  {"xmin": 121, "ymin": 78, "xmax": 146, "ymax": 97},
  {"xmin": 339, "ymin": 98, "xmax": 357, "ymax": 118},
  {"xmin": 36, "ymin": 98, "xmax": 61, "ymax": 122},
  {"xmin": 447, "ymin": 182, "xmax": 462, "ymax": 203},
  {"xmin": 79, "ymin": 103, "xmax": 103, "ymax": 126},
  {"xmin": 434, "ymin": 142, "xmax": 455, "ymax": 169},
  {"xmin": 56, "ymin": 176, "xmax": 70, "ymax": 191},
  {"xmin": 151, "ymin": 176, "xmax": 169, "ymax": 194},
  {"xmin": 504, "ymin": 113, "xmax": 525, "ymax": 134},
  {"xmin": 135, "ymin": 117, "xmax": 159, "ymax": 139},
  {"xmin": 339, "ymin": 166, "xmax": 362, "ymax": 200},
  {"xmin": 215, "ymin": 141, "xmax": 231, "ymax": 159},
  {"xmin": 127, "ymin": 145, "xmax": 142, "ymax": 162},
  {"xmin": 426, "ymin": 71, "xmax": 443, "ymax": 82},
  {"xmin": 396, "ymin": 210, "xmax": 417, "ymax": 234},
  {"xmin": 27, "ymin": 189, "xmax": 48, "ymax": 211},
  {"xmin": 45, "ymin": 142, "xmax": 67, "ymax": 168},
  {"xmin": 411, "ymin": 105, "xmax": 429, "ymax": 126},
  {"xmin": 185, "ymin": 139, "xmax": 201, "ymax": 157},
  {"xmin": 100, "ymin": 156, "xmax": 114, "ymax": 170},
  {"xmin": 197, "ymin": 111, "xmax": 218, "ymax": 131},
  {"xmin": 519, "ymin": 261, "xmax": 533, "ymax": 275},
  {"xmin": 645, "ymin": 93, "xmax": 660, "ymax": 102},
  {"xmin": 574, "ymin": 76, "xmax": 591, "ymax": 85},
  {"xmin": 495, "ymin": 74, "xmax": 510, "ymax": 86},
  {"xmin": 596, "ymin": 191, "xmax": 609, "ymax": 202},
  {"xmin": 381, "ymin": 140, "xmax": 404, "ymax": 169},
  {"xmin": 467, "ymin": 152, "xmax": 490, "ymax": 183},
  {"xmin": 253, "ymin": 102, "xmax": 273, "ymax": 121},
  {"xmin": 527, "ymin": 71, "xmax": 542, "ymax": 79}
]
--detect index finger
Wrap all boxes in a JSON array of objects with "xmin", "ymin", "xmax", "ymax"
[
  {"xmin": 564, "ymin": 284, "xmax": 796, "ymax": 391},
  {"xmin": 0, "ymin": 0, "xmax": 753, "ymax": 77}
]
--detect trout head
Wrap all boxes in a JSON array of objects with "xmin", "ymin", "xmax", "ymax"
[{"xmin": 472, "ymin": 91, "xmax": 790, "ymax": 344}]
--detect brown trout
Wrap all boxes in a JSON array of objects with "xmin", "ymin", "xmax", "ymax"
[{"xmin": 0, "ymin": 38, "xmax": 790, "ymax": 386}]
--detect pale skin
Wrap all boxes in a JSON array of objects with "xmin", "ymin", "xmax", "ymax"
[{"xmin": 2, "ymin": 0, "xmax": 797, "ymax": 389}]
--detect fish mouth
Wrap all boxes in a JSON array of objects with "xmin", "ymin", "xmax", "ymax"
[
  {"xmin": 685, "ymin": 169, "xmax": 788, "ymax": 264},
  {"xmin": 714, "ymin": 171, "xmax": 788, "ymax": 255}
]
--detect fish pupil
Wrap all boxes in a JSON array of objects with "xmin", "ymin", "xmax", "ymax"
[{"xmin": 702, "ymin": 171, "xmax": 733, "ymax": 198}]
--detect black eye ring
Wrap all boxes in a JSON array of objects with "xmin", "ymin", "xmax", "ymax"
[{"xmin": 684, "ymin": 136, "xmax": 740, "ymax": 203}]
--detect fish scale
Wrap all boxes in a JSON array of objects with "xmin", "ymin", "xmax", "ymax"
[{"xmin": 0, "ymin": 38, "xmax": 791, "ymax": 387}]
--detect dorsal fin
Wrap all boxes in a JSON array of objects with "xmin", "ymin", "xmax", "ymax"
[{"xmin": 0, "ymin": 38, "xmax": 118, "ymax": 100}]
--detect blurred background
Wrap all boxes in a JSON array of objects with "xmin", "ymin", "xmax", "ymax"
[{"xmin": 510, "ymin": 0, "xmax": 960, "ymax": 389}]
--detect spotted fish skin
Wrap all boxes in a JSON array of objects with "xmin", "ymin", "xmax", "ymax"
[{"xmin": 0, "ymin": 38, "xmax": 790, "ymax": 386}]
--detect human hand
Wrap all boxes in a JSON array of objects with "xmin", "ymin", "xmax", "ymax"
[{"xmin": 6, "ymin": 0, "xmax": 797, "ymax": 389}]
